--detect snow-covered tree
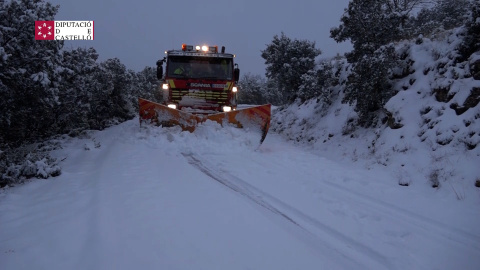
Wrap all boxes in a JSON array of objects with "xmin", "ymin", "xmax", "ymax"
[
  {"xmin": 261, "ymin": 32, "xmax": 321, "ymax": 104},
  {"xmin": 0, "ymin": 0, "xmax": 64, "ymax": 144},
  {"xmin": 238, "ymin": 73, "xmax": 268, "ymax": 105},
  {"xmin": 102, "ymin": 58, "xmax": 132, "ymax": 120},
  {"xmin": 331, "ymin": 0, "xmax": 403, "ymax": 126},
  {"xmin": 345, "ymin": 46, "xmax": 397, "ymax": 127},
  {"xmin": 0, "ymin": 0, "xmax": 163, "ymax": 186},
  {"xmin": 330, "ymin": 0, "xmax": 407, "ymax": 62},
  {"xmin": 315, "ymin": 59, "xmax": 344, "ymax": 106},
  {"xmin": 435, "ymin": 0, "xmax": 471, "ymax": 29},
  {"xmin": 409, "ymin": 0, "xmax": 471, "ymax": 38},
  {"xmin": 56, "ymin": 47, "xmax": 99, "ymax": 134},
  {"xmin": 297, "ymin": 70, "xmax": 319, "ymax": 102},
  {"xmin": 131, "ymin": 66, "xmax": 161, "ymax": 105},
  {"xmin": 458, "ymin": 0, "xmax": 480, "ymax": 61}
]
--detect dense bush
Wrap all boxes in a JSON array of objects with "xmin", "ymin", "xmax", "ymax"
[
  {"xmin": 0, "ymin": 0, "xmax": 160, "ymax": 186},
  {"xmin": 260, "ymin": 32, "xmax": 321, "ymax": 105}
]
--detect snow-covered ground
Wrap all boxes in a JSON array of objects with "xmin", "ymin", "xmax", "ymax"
[
  {"xmin": 272, "ymin": 28, "xmax": 480, "ymax": 195},
  {"xmin": 1, "ymin": 119, "xmax": 479, "ymax": 270}
]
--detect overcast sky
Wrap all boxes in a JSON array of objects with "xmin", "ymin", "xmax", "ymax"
[{"xmin": 50, "ymin": 0, "xmax": 352, "ymax": 76}]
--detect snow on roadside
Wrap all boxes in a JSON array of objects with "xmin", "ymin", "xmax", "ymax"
[
  {"xmin": 1, "ymin": 117, "xmax": 479, "ymax": 270},
  {"xmin": 272, "ymin": 28, "xmax": 480, "ymax": 201},
  {"xmin": 0, "ymin": 120, "xmax": 339, "ymax": 270}
]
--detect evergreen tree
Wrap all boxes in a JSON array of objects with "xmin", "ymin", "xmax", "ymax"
[
  {"xmin": 238, "ymin": 73, "xmax": 267, "ymax": 105},
  {"xmin": 345, "ymin": 46, "xmax": 397, "ymax": 126},
  {"xmin": 57, "ymin": 47, "xmax": 99, "ymax": 134},
  {"xmin": 435, "ymin": 0, "xmax": 470, "ymax": 30},
  {"xmin": 85, "ymin": 61, "xmax": 114, "ymax": 129},
  {"xmin": 135, "ymin": 66, "xmax": 161, "ymax": 103},
  {"xmin": 101, "ymin": 58, "xmax": 132, "ymax": 121},
  {"xmin": 297, "ymin": 69, "xmax": 319, "ymax": 102},
  {"xmin": 0, "ymin": 0, "xmax": 162, "ymax": 185},
  {"xmin": 458, "ymin": 0, "xmax": 480, "ymax": 61},
  {"xmin": 261, "ymin": 32, "xmax": 321, "ymax": 104},
  {"xmin": 264, "ymin": 78, "xmax": 283, "ymax": 106},
  {"xmin": 314, "ymin": 59, "xmax": 344, "ymax": 106},
  {"xmin": 0, "ymin": 0, "xmax": 64, "ymax": 145},
  {"xmin": 330, "ymin": 0, "xmax": 406, "ymax": 62},
  {"xmin": 410, "ymin": 0, "xmax": 471, "ymax": 38},
  {"xmin": 412, "ymin": 7, "xmax": 441, "ymax": 37},
  {"xmin": 331, "ymin": 0, "xmax": 407, "ymax": 126}
]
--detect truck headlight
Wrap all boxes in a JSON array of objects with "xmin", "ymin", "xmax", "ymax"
[
  {"xmin": 162, "ymin": 83, "xmax": 169, "ymax": 90},
  {"xmin": 223, "ymin": 106, "xmax": 232, "ymax": 112},
  {"xmin": 167, "ymin": 104, "xmax": 177, "ymax": 109},
  {"xmin": 232, "ymin": 86, "xmax": 238, "ymax": 92}
]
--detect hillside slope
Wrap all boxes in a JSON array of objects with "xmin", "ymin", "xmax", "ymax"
[{"xmin": 272, "ymin": 28, "xmax": 480, "ymax": 196}]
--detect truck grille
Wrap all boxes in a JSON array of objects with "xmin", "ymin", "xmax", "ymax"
[{"xmin": 171, "ymin": 89, "xmax": 229, "ymax": 103}]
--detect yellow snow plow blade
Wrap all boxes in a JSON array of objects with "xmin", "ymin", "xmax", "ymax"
[{"xmin": 139, "ymin": 98, "xmax": 271, "ymax": 143}]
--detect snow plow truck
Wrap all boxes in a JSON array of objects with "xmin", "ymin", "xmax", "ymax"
[{"xmin": 139, "ymin": 44, "xmax": 271, "ymax": 143}]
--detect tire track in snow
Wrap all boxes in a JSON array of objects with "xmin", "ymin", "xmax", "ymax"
[
  {"xmin": 318, "ymin": 179, "xmax": 480, "ymax": 253},
  {"xmin": 73, "ymin": 126, "xmax": 135, "ymax": 268},
  {"xmin": 77, "ymin": 132, "xmax": 119, "ymax": 268},
  {"xmin": 183, "ymin": 153, "xmax": 396, "ymax": 270},
  {"xmin": 258, "ymin": 138, "xmax": 480, "ymax": 255},
  {"xmin": 184, "ymin": 154, "xmax": 300, "ymax": 226}
]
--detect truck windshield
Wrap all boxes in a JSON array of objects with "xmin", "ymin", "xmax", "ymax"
[{"xmin": 167, "ymin": 56, "xmax": 233, "ymax": 80}]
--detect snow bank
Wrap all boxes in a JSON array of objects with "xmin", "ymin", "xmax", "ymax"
[
  {"xmin": 137, "ymin": 119, "xmax": 264, "ymax": 156},
  {"xmin": 1, "ymin": 116, "xmax": 479, "ymax": 270},
  {"xmin": 272, "ymin": 28, "xmax": 480, "ymax": 199}
]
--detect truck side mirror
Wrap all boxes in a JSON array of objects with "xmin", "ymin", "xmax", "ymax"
[
  {"xmin": 157, "ymin": 66, "xmax": 163, "ymax": 80},
  {"xmin": 156, "ymin": 59, "xmax": 164, "ymax": 80},
  {"xmin": 234, "ymin": 64, "xmax": 240, "ymax": 82}
]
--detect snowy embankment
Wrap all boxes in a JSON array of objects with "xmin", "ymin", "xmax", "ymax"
[
  {"xmin": 1, "ymin": 118, "xmax": 480, "ymax": 270},
  {"xmin": 273, "ymin": 28, "xmax": 480, "ymax": 196}
]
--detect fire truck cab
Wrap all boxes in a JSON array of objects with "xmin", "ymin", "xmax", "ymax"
[{"xmin": 156, "ymin": 44, "xmax": 240, "ymax": 113}]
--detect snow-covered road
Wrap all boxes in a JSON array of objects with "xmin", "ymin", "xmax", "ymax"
[{"xmin": 1, "ymin": 119, "xmax": 479, "ymax": 269}]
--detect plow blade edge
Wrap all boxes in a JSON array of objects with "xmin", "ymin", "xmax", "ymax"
[{"xmin": 139, "ymin": 98, "xmax": 271, "ymax": 143}]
